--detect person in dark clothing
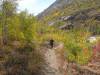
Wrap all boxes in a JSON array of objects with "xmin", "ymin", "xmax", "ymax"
[{"xmin": 49, "ymin": 39, "xmax": 54, "ymax": 48}]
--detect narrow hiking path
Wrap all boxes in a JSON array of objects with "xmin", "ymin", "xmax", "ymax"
[
  {"xmin": 44, "ymin": 43, "xmax": 64, "ymax": 70},
  {"xmin": 41, "ymin": 43, "xmax": 67, "ymax": 75}
]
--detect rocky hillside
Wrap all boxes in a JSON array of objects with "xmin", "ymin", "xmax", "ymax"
[
  {"xmin": 38, "ymin": 0, "xmax": 73, "ymax": 19},
  {"xmin": 38, "ymin": 0, "xmax": 100, "ymax": 19},
  {"xmin": 38, "ymin": 0, "xmax": 100, "ymax": 34}
]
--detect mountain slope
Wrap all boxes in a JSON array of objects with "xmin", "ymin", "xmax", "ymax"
[
  {"xmin": 37, "ymin": 0, "xmax": 73, "ymax": 19},
  {"xmin": 38, "ymin": 0, "xmax": 100, "ymax": 35},
  {"xmin": 38, "ymin": 0, "xmax": 100, "ymax": 19}
]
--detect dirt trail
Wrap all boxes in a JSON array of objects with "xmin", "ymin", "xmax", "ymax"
[
  {"xmin": 44, "ymin": 44, "xmax": 64, "ymax": 69},
  {"xmin": 41, "ymin": 43, "xmax": 67, "ymax": 75},
  {"xmin": 45, "ymin": 48, "xmax": 58, "ymax": 70}
]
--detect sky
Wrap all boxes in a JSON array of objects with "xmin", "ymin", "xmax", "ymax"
[{"xmin": 18, "ymin": 0, "xmax": 56, "ymax": 15}]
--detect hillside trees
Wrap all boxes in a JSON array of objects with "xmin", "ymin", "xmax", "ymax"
[
  {"xmin": 0, "ymin": 0, "xmax": 40, "ymax": 46},
  {"xmin": 1, "ymin": 0, "xmax": 17, "ymax": 45},
  {"xmin": 18, "ymin": 11, "xmax": 36, "ymax": 43}
]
